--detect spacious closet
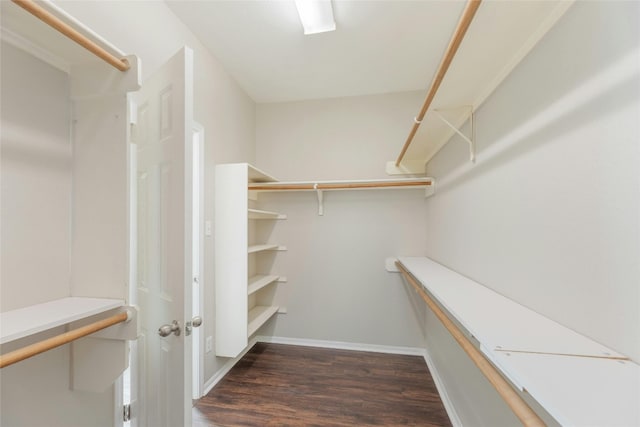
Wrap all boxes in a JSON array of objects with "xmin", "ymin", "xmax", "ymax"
[{"xmin": 1, "ymin": 0, "xmax": 639, "ymax": 426}]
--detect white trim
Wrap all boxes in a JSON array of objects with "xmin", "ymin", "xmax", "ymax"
[
  {"xmin": 257, "ymin": 335, "xmax": 426, "ymax": 356},
  {"xmin": 422, "ymin": 347, "xmax": 463, "ymax": 427},
  {"xmin": 113, "ymin": 374, "xmax": 124, "ymax": 427}
]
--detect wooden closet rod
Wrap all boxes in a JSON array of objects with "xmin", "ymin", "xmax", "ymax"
[
  {"xmin": 395, "ymin": 0, "xmax": 481, "ymax": 166},
  {"xmin": 249, "ymin": 180, "xmax": 431, "ymax": 191},
  {"xmin": 0, "ymin": 311, "xmax": 128, "ymax": 369},
  {"xmin": 396, "ymin": 262, "xmax": 546, "ymax": 427},
  {"xmin": 11, "ymin": 0, "xmax": 130, "ymax": 72}
]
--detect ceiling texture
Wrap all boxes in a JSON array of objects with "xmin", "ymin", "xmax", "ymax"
[{"xmin": 165, "ymin": 0, "xmax": 467, "ymax": 103}]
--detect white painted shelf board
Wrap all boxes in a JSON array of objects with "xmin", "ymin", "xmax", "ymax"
[
  {"xmin": 248, "ymin": 164, "xmax": 278, "ymax": 183},
  {"xmin": 393, "ymin": 0, "xmax": 574, "ymax": 169},
  {"xmin": 397, "ymin": 256, "xmax": 638, "ymax": 426},
  {"xmin": 248, "ymin": 209, "xmax": 286, "ymax": 220},
  {"xmin": 248, "ymin": 244, "xmax": 284, "ymax": 254},
  {"xmin": 397, "ymin": 257, "xmax": 623, "ymax": 358},
  {"xmin": 490, "ymin": 351, "xmax": 639, "ymax": 427},
  {"xmin": 0, "ymin": 297, "xmax": 124, "ymax": 344},
  {"xmin": 0, "ymin": 0, "xmax": 126, "ymax": 72},
  {"xmin": 247, "ymin": 305, "xmax": 279, "ymax": 337},
  {"xmin": 248, "ymin": 275, "xmax": 280, "ymax": 295}
]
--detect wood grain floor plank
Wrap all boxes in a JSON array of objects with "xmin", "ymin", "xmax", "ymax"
[{"xmin": 194, "ymin": 343, "xmax": 452, "ymax": 426}]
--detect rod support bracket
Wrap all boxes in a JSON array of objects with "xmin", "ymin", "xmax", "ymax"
[
  {"xmin": 314, "ymin": 183, "xmax": 324, "ymax": 216},
  {"xmin": 433, "ymin": 107, "xmax": 476, "ymax": 163}
]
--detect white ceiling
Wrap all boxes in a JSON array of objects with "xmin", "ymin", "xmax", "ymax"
[{"xmin": 165, "ymin": 0, "xmax": 467, "ymax": 103}]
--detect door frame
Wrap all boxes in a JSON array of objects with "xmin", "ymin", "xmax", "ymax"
[{"xmin": 191, "ymin": 121, "xmax": 205, "ymax": 400}]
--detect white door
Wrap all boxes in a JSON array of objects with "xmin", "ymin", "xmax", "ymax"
[{"xmin": 131, "ymin": 46, "xmax": 194, "ymax": 427}]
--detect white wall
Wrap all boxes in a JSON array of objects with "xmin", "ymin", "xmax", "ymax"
[
  {"xmin": 0, "ymin": 41, "xmax": 117, "ymax": 427},
  {"xmin": 423, "ymin": 1, "xmax": 639, "ymax": 424},
  {"xmin": 1, "ymin": 42, "xmax": 71, "ymax": 311},
  {"xmin": 255, "ymin": 92, "xmax": 428, "ymax": 348},
  {"xmin": 257, "ymin": 91, "xmax": 423, "ymax": 181},
  {"xmin": 54, "ymin": 0, "xmax": 257, "ymax": 385}
]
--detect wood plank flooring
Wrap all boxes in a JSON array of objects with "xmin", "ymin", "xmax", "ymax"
[{"xmin": 193, "ymin": 343, "xmax": 452, "ymax": 426}]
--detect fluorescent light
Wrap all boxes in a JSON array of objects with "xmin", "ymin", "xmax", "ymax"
[{"xmin": 294, "ymin": 0, "xmax": 336, "ymax": 35}]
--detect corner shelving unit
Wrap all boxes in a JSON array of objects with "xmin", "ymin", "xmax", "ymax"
[{"xmin": 215, "ymin": 163, "xmax": 287, "ymax": 357}]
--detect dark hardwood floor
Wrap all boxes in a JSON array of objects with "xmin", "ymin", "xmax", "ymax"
[{"xmin": 193, "ymin": 342, "xmax": 452, "ymax": 426}]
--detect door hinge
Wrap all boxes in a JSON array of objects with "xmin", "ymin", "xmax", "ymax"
[{"xmin": 123, "ymin": 403, "xmax": 131, "ymax": 422}]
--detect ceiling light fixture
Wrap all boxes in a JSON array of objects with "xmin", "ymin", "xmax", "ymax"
[{"xmin": 294, "ymin": 0, "xmax": 336, "ymax": 35}]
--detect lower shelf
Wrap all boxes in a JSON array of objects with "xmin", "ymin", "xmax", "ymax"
[
  {"xmin": 0, "ymin": 297, "xmax": 124, "ymax": 345},
  {"xmin": 248, "ymin": 305, "xmax": 279, "ymax": 337}
]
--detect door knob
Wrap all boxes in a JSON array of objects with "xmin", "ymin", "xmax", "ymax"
[
  {"xmin": 158, "ymin": 320, "xmax": 180, "ymax": 337},
  {"xmin": 185, "ymin": 316, "xmax": 203, "ymax": 336}
]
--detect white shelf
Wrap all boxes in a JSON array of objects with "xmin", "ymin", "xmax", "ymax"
[
  {"xmin": 248, "ymin": 275, "xmax": 280, "ymax": 295},
  {"xmin": 247, "ymin": 305, "xmax": 279, "ymax": 337},
  {"xmin": 248, "ymin": 244, "xmax": 285, "ymax": 254},
  {"xmin": 248, "ymin": 177, "xmax": 434, "ymax": 192},
  {"xmin": 389, "ymin": 1, "xmax": 574, "ymax": 172},
  {"xmin": 248, "ymin": 164, "xmax": 278, "ymax": 183},
  {"xmin": 248, "ymin": 209, "xmax": 286, "ymax": 220},
  {"xmin": 0, "ymin": 297, "xmax": 124, "ymax": 345},
  {"xmin": 397, "ymin": 256, "xmax": 639, "ymax": 426}
]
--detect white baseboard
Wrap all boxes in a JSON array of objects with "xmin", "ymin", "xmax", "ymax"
[
  {"xmin": 257, "ymin": 335, "xmax": 426, "ymax": 356},
  {"xmin": 422, "ymin": 348, "xmax": 463, "ymax": 427}
]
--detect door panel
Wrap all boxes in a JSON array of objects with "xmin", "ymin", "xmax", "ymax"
[{"xmin": 131, "ymin": 46, "xmax": 194, "ymax": 427}]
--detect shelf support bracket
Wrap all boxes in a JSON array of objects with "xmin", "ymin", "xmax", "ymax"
[
  {"xmin": 314, "ymin": 183, "xmax": 324, "ymax": 216},
  {"xmin": 433, "ymin": 107, "xmax": 476, "ymax": 163}
]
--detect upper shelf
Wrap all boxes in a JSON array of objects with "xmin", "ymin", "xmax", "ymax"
[
  {"xmin": 0, "ymin": 297, "xmax": 124, "ymax": 345},
  {"xmin": 1, "ymin": 0, "xmax": 124, "ymax": 72},
  {"xmin": 0, "ymin": 0, "xmax": 140, "ymax": 96},
  {"xmin": 388, "ymin": 0, "xmax": 574, "ymax": 174},
  {"xmin": 248, "ymin": 164, "xmax": 278, "ymax": 183}
]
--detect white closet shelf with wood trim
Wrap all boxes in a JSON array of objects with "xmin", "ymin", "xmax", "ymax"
[
  {"xmin": 1, "ymin": 0, "xmax": 137, "ymax": 75},
  {"xmin": 0, "ymin": 297, "xmax": 125, "ymax": 345},
  {"xmin": 250, "ymin": 177, "xmax": 434, "ymax": 215},
  {"xmin": 248, "ymin": 177, "xmax": 433, "ymax": 192},
  {"xmin": 388, "ymin": 0, "xmax": 575, "ymax": 174},
  {"xmin": 395, "ymin": 257, "xmax": 639, "ymax": 426}
]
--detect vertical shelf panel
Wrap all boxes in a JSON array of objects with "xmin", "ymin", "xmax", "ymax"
[{"xmin": 215, "ymin": 163, "xmax": 285, "ymax": 358}]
